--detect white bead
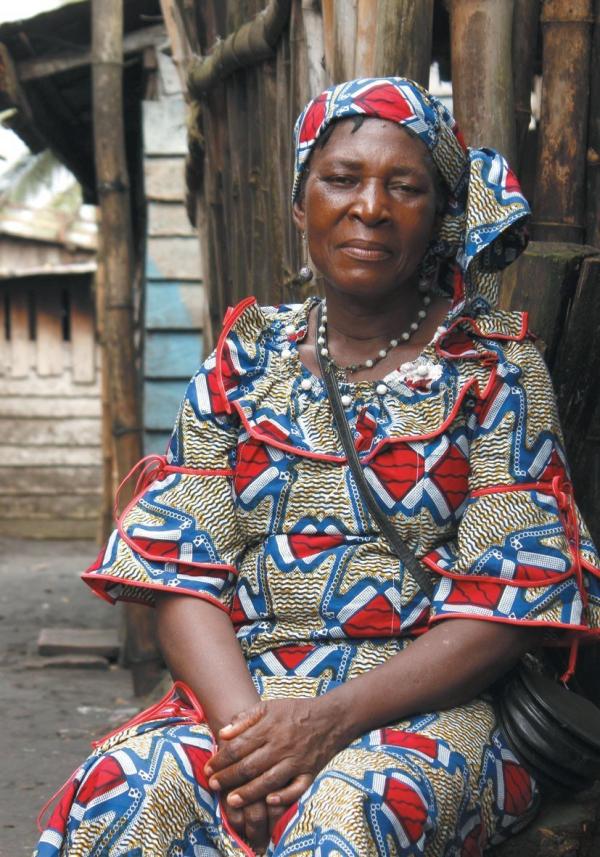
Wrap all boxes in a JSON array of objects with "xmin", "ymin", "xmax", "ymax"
[
  {"xmin": 284, "ymin": 324, "xmax": 296, "ymax": 335},
  {"xmin": 415, "ymin": 364, "xmax": 429, "ymax": 377},
  {"xmin": 401, "ymin": 332, "xmax": 410, "ymax": 341},
  {"xmin": 376, "ymin": 383, "xmax": 388, "ymax": 396},
  {"xmin": 436, "ymin": 325, "xmax": 447, "ymax": 334},
  {"xmin": 417, "ymin": 309, "xmax": 427, "ymax": 319},
  {"xmin": 300, "ymin": 378, "xmax": 312, "ymax": 391},
  {"xmin": 365, "ymin": 359, "xmax": 374, "ymax": 368},
  {"xmin": 390, "ymin": 339, "xmax": 398, "ymax": 348},
  {"xmin": 317, "ymin": 336, "xmax": 325, "ymax": 345},
  {"xmin": 320, "ymin": 347, "xmax": 329, "ymax": 356},
  {"xmin": 410, "ymin": 322, "xmax": 419, "ymax": 331},
  {"xmin": 318, "ymin": 325, "xmax": 326, "ymax": 334},
  {"xmin": 423, "ymin": 296, "xmax": 432, "ymax": 306},
  {"xmin": 341, "ymin": 394, "xmax": 353, "ymax": 407},
  {"xmin": 378, "ymin": 349, "xmax": 387, "ymax": 358},
  {"xmin": 281, "ymin": 348, "xmax": 292, "ymax": 359}
]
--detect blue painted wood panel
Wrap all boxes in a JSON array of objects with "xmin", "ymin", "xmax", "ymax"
[
  {"xmin": 144, "ymin": 331, "xmax": 202, "ymax": 379},
  {"xmin": 146, "ymin": 281, "xmax": 204, "ymax": 330},
  {"xmin": 144, "ymin": 379, "xmax": 187, "ymax": 431},
  {"xmin": 144, "ymin": 431, "xmax": 172, "ymax": 456}
]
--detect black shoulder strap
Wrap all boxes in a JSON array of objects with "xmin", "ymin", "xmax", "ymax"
[{"xmin": 315, "ymin": 302, "xmax": 435, "ymax": 600}]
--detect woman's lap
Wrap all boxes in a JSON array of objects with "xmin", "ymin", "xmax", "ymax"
[{"xmin": 34, "ymin": 700, "xmax": 539, "ymax": 857}]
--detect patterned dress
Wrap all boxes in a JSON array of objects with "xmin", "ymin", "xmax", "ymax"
[{"xmin": 35, "ymin": 297, "xmax": 600, "ymax": 857}]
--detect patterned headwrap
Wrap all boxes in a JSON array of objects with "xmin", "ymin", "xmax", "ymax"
[{"xmin": 292, "ymin": 77, "xmax": 530, "ymax": 316}]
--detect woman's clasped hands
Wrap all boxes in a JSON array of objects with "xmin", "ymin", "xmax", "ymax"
[{"xmin": 204, "ymin": 697, "xmax": 348, "ymax": 851}]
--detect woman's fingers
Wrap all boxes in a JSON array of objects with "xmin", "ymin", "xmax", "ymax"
[
  {"xmin": 225, "ymin": 761, "xmax": 302, "ymax": 807},
  {"xmin": 210, "ymin": 744, "xmax": 281, "ymax": 793},
  {"xmin": 267, "ymin": 802, "xmax": 286, "ymax": 834},
  {"xmin": 265, "ymin": 773, "xmax": 314, "ymax": 807},
  {"xmin": 241, "ymin": 800, "xmax": 270, "ymax": 851},
  {"xmin": 207, "ymin": 729, "xmax": 265, "ymax": 777},
  {"xmin": 222, "ymin": 802, "xmax": 244, "ymax": 838},
  {"xmin": 220, "ymin": 704, "xmax": 265, "ymax": 739}
]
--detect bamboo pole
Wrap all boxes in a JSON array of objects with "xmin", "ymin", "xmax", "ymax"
[
  {"xmin": 374, "ymin": 0, "xmax": 434, "ymax": 85},
  {"xmin": 448, "ymin": 0, "xmax": 517, "ymax": 164},
  {"xmin": 585, "ymin": 0, "xmax": 600, "ymax": 246},
  {"xmin": 532, "ymin": 0, "xmax": 593, "ymax": 242},
  {"xmin": 512, "ymin": 0, "xmax": 540, "ymax": 172},
  {"xmin": 91, "ymin": 0, "xmax": 161, "ymax": 696}
]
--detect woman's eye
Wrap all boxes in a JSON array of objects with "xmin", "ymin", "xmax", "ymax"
[
  {"xmin": 325, "ymin": 175, "xmax": 356, "ymax": 186},
  {"xmin": 390, "ymin": 182, "xmax": 420, "ymax": 194}
]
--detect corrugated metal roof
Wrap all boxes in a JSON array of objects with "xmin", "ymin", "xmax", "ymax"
[{"xmin": 0, "ymin": 150, "xmax": 98, "ymax": 250}]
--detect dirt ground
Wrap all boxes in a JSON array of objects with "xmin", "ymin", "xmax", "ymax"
[{"xmin": 0, "ymin": 537, "xmax": 138, "ymax": 857}]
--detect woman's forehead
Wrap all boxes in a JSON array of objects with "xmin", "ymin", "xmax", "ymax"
[{"xmin": 311, "ymin": 118, "xmax": 436, "ymax": 175}]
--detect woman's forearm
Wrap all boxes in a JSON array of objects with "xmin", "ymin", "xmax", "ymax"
[
  {"xmin": 315, "ymin": 619, "xmax": 540, "ymax": 746},
  {"xmin": 155, "ymin": 593, "xmax": 260, "ymax": 734}
]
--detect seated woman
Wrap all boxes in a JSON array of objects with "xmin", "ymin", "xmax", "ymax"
[{"xmin": 35, "ymin": 77, "xmax": 600, "ymax": 857}]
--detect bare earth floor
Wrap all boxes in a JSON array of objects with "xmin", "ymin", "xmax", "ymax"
[{"xmin": 0, "ymin": 538, "xmax": 136, "ymax": 857}]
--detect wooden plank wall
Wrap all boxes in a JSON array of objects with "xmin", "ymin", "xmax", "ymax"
[
  {"xmin": 143, "ymin": 91, "xmax": 204, "ymax": 454},
  {"xmin": 0, "ymin": 272, "xmax": 102, "ymax": 538}
]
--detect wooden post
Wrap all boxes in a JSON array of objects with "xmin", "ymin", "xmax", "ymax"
[
  {"xmin": 373, "ymin": 0, "xmax": 434, "ymax": 85},
  {"xmin": 511, "ymin": 0, "xmax": 540, "ymax": 172},
  {"xmin": 448, "ymin": 0, "xmax": 517, "ymax": 164},
  {"xmin": 585, "ymin": 0, "xmax": 600, "ymax": 247},
  {"xmin": 91, "ymin": 0, "xmax": 161, "ymax": 696},
  {"xmin": 532, "ymin": 0, "xmax": 593, "ymax": 242},
  {"xmin": 93, "ymin": 228, "xmax": 114, "ymax": 545}
]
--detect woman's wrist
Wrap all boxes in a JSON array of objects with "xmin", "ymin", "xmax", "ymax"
[{"xmin": 312, "ymin": 686, "xmax": 362, "ymax": 754}]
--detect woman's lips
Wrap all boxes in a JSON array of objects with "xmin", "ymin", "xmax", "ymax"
[{"xmin": 339, "ymin": 242, "xmax": 392, "ymax": 261}]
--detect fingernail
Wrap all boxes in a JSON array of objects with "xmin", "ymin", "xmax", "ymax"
[
  {"xmin": 228, "ymin": 793, "xmax": 243, "ymax": 807},
  {"xmin": 204, "ymin": 765, "xmax": 213, "ymax": 776},
  {"xmin": 266, "ymin": 794, "xmax": 280, "ymax": 805},
  {"xmin": 220, "ymin": 723, "xmax": 234, "ymax": 733},
  {"xmin": 209, "ymin": 777, "xmax": 220, "ymax": 790}
]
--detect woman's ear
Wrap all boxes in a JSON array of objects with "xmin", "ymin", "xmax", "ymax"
[{"xmin": 292, "ymin": 198, "xmax": 306, "ymax": 233}]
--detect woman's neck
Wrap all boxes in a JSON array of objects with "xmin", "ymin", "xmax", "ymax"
[{"xmin": 323, "ymin": 284, "xmax": 428, "ymax": 347}]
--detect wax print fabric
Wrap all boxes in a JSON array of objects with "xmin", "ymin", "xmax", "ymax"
[
  {"xmin": 33, "ymin": 75, "xmax": 599, "ymax": 857},
  {"xmin": 35, "ymin": 297, "xmax": 600, "ymax": 857}
]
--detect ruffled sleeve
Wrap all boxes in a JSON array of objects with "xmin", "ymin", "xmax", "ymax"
[
  {"xmin": 82, "ymin": 351, "xmax": 243, "ymax": 613},
  {"xmin": 423, "ymin": 338, "xmax": 600, "ymax": 638}
]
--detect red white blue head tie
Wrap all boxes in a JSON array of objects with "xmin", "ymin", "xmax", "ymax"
[{"xmin": 292, "ymin": 77, "xmax": 530, "ymax": 316}]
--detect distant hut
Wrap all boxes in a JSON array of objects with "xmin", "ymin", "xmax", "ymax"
[{"xmin": 0, "ymin": 150, "xmax": 100, "ymax": 538}]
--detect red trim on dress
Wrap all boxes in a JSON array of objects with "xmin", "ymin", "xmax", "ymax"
[
  {"xmin": 215, "ymin": 295, "xmax": 258, "ymax": 414},
  {"xmin": 81, "ymin": 573, "xmax": 233, "ymax": 614},
  {"xmin": 428, "ymin": 612, "xmax": 593, "ymax": 635},
  {"xmin": 109, "ymin": 454, "xmax": 236, "ymax": 574}
]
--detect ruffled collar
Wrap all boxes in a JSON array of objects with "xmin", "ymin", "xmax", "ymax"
[{"xmin": 215, "ymin": 297, "xmax": 528, "ymax": 462}]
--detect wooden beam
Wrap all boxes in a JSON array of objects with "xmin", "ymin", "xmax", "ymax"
[
  {"xmin": 373, "ymin": 0, "xmax": 434, "ymax": 85},
  {"xmin": 17, "ymin": 24, "xmax": 167, "ymax": 82},
  {"xmin": 585, "ymin": 0, "xmax": 600, "ymax": 246},
  {"xmin": 532, "ymin": 0, "xmax": 594, "ymax": 242},
  {"xmin": 448, "ymin": 0, "xmax": 517, "ymax": 164},
  {"xmin": 187, "ymin": 0, "xmax": 292, "ymax": 97},
  {"xmin": 92, "ymin": 0, "xmax": 161, "ymax": 696},
  {"xmin": 0, "ymin": 42, "xmax": 46, "ymax": 152},
  {"xmin": 511, "ymin": 0, "xmax": 540, "ymax": 173}
]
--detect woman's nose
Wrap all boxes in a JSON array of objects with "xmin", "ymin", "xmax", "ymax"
[{"xmin": 348, "ymin": 180, "xmax": 390, "ymax": 224}]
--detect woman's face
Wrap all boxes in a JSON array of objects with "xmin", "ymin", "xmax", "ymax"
[{"xmin": 293, "ymin": 118, "xmax": 439, "ymax": 301}]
